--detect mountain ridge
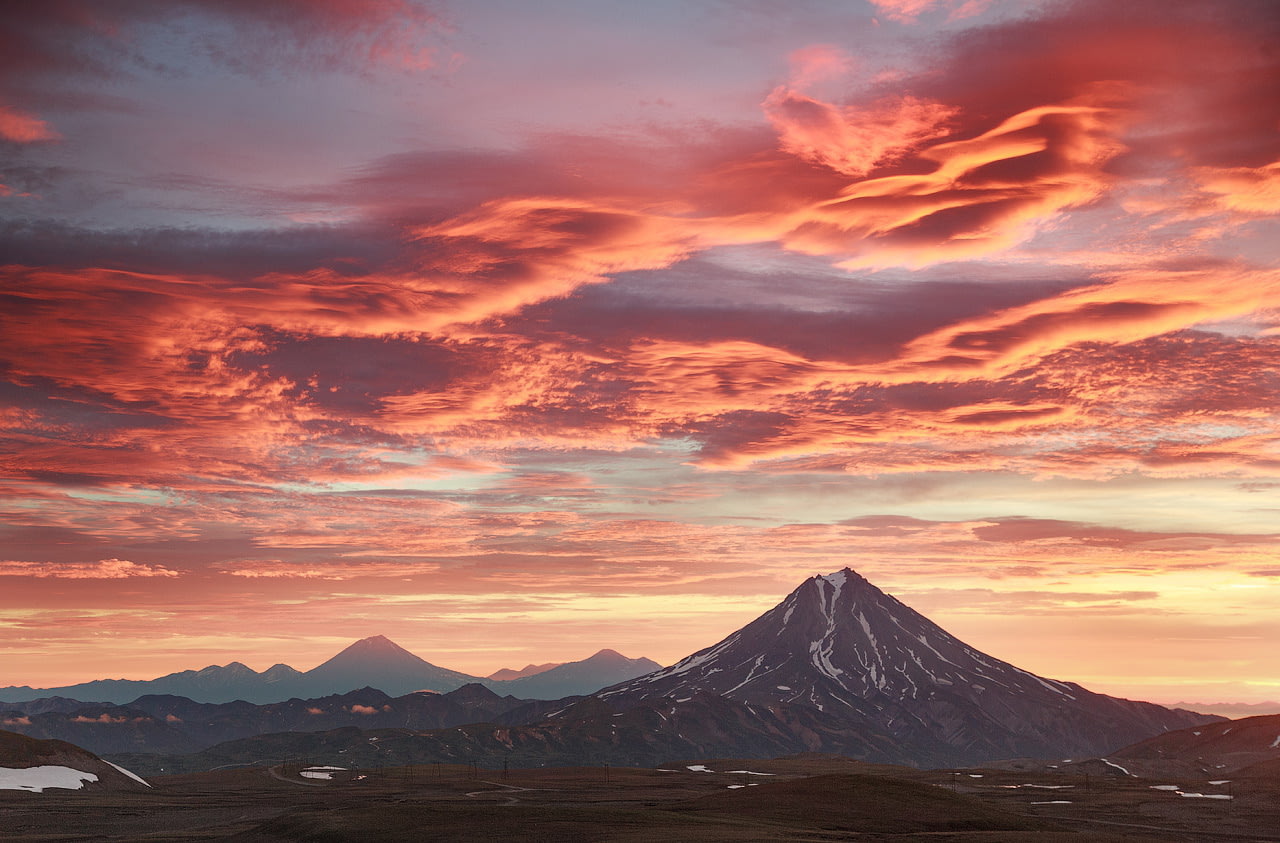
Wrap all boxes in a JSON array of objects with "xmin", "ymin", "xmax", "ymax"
[{"xmin": 0, "ymin": 639, "xmax": 659, "ymax": 705}]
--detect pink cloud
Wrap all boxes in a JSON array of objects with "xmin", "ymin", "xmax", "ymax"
[
  {"xmin": 868, "ymin": 0, "xmax": 993, "ymax": 23},
  {"xmin": 763, "ymin": 88, "xmax": 957, "ymax": 178}
]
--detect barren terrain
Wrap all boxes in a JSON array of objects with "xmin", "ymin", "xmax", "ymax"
[{"xmin": 3, "ymin": 754, "xmax": 1278, "ymax": 841}]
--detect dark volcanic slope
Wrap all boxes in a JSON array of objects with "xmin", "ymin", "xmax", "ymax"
[{"xmin": 598, "ymin": 568, "xmax": 1219, "ymax": 765}]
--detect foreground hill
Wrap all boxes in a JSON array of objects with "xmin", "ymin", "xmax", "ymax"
[
  {"xmin": 1114, "ymin": 712, "xmax": 1280, "ymax": 775},
  {"xmin": 0, "ymin": 729, "xmax": 150, "ymax": 793}
]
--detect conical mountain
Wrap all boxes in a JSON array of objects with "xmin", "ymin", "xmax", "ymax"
[
  {"xmin": 297, "ymin": 635, "xmax": 481, "ymax": 697},
  {"xmin": 599, "ymin": 569, "xmax": 1219, "ymax": 764},
  {"xmin": 490, "ymin": 649, "xmax": 661, "ymax": 699}
]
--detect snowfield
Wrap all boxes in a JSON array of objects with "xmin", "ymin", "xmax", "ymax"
[{"xmin": 0, "ymin": 766, "xmax": 99, "ymax": 793}]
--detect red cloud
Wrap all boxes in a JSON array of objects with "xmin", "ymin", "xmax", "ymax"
[{"xmin": 0, "ymin": 104, "xmax": 58, "ymax": 142}]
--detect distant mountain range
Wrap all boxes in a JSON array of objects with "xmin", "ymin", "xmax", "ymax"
[
  {"xmin": 1165, "ymin": 701, "xmax": 1280, "ymax": 718},
  {"xmin": 0, "ymin": 638, "xmax": 660, "ymax": 705},
  {"xmin": 26, "ymin": 568, "xmax": 1225, "ymax": 775}
]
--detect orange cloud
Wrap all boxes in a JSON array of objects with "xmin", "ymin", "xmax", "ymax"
[
  {"xmin": 0, "ymin": 559, "xmax": 179, "ymax": 579},
  {"xmin": 893, "ymin": 266, "xmax": 1280, "ymax": 380},
  {"xmin": 1194, "ymin": 159, "xmax": 1280, "ymax": 215}
]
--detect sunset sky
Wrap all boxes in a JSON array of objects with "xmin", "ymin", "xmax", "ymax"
[{"xmin": 2, "ymin": 0, "xmax": 1278, "ymax": 705}]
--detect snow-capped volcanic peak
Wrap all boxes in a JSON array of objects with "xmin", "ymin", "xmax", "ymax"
[{"xmin": 600, "ymin": 568, "xmax": 1075, "ymax": 713}]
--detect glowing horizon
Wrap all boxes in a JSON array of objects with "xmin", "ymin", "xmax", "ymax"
[{"xmin": 1, "ymin": 0, "xmax": 1278, "ymax": 706}]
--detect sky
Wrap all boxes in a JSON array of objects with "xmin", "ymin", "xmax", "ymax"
[{"xmin": 1, "ymin": 0, "xmax": 1278, "ymax": 705}]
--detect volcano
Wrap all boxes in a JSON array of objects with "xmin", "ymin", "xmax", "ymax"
[{"xmin": 597, "ymin": 569, "xmax": 1218, "ymax": 765}]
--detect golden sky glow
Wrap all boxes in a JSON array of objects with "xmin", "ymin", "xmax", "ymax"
[{"xmin": 1, "ymin": 0, "xmax": 1278, "ymax": 704}]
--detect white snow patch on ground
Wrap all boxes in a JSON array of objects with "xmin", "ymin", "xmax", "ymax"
[
  {"xmin": 1031, "ymin": 800, "xmax": 1072, "ymax": 805},
  {"xmin": 1177, "ymin": 792, "xmax": 1232, "ymax": 800},
  {"xmin": 727, "ymin": 770, "xmax": 776, "ymax": 776},
  {"xmin": 1270, "ymin": 734, "xmax": 1280, "ymax": 748},
  {"xmin": 1208, "ymin": 780, "xmax": 1230, "ymax": 785},
  {"xmin": 1002, "ymin": 784, "xmax": 1073, "ymax": 790},
  {"xmin": 0, "ymin": 766, "xmax": 98, "ymax": 793},
  {"xmin": 1150, "ymin": 785, "xmax": 1180, "ymax": 791},
  {"xmin": 776, "ymin": 685, "xmax": 791, "ymax": 690},
  {"xmin": 968, "ymin": 774, "xmax": 984, "ymax": 778},
  {"xmin": 1100, "ymin": 759, "xmax": 1132, "ymax": 776},
  {"xmin": 105, "ymin": 761, "xmax": 150, "ymax": 787},
  {"xmin": 1193, "ymin": 731, "xmax": 1201, "ymax": 736},
  {"xmin": 686, "ymin": 765, "xmax": 713, "ymax": 772},
  {"xmin": 300, "ymin": 766, "xmax": 347, "ymax": 781}
]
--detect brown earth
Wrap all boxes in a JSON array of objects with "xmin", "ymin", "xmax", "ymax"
[{"xmin": 0, "ymin": 754, "xmax": 1277, "ymax": 841}]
